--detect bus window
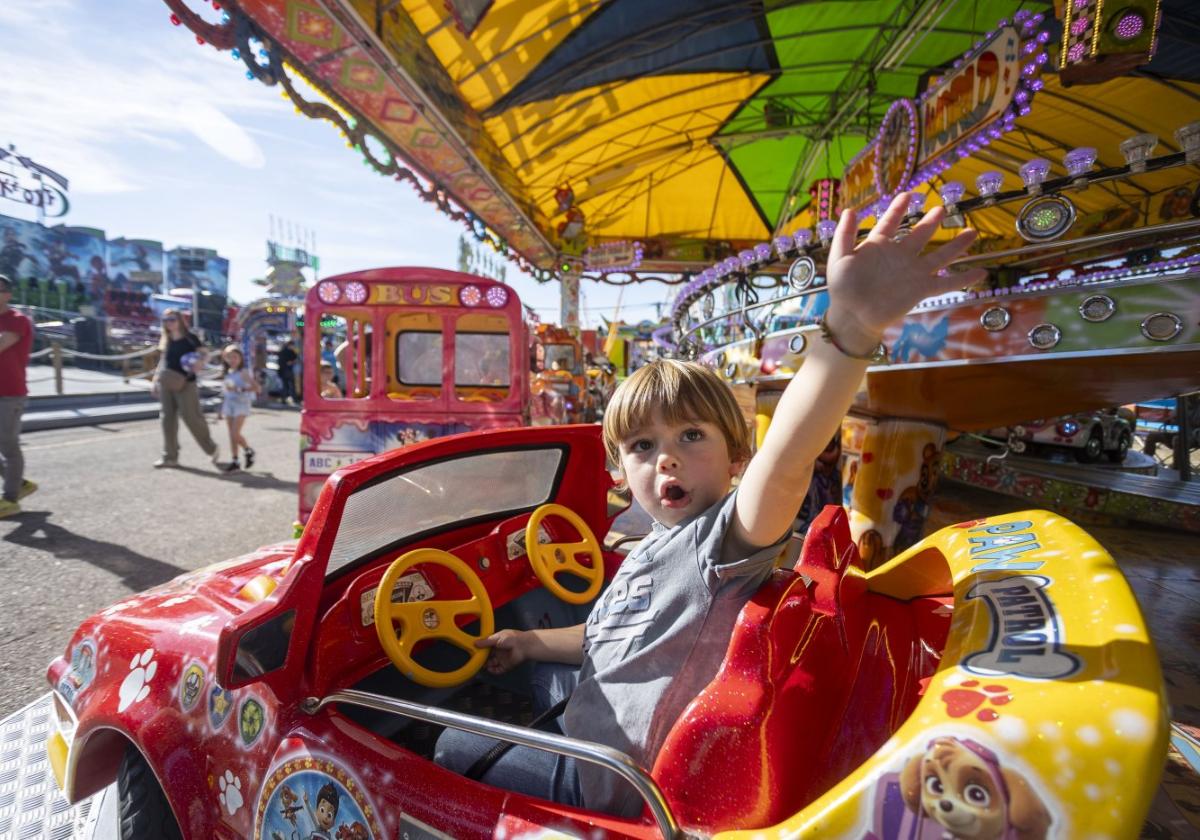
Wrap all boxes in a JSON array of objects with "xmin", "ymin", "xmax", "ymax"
[
  {"xmin": 388, "ymin": 311, "xmax": 443, "ymax": 401},
  {"xmin": 325, "ymin": 314, "xmax": 372, "ymax": 400},
  {"xmin": 455, "ymin": 312, "xmax": 510, "ymax": 402}
]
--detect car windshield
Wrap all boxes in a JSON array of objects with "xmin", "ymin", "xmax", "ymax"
[{"xmin": 327, "ymin": 447, "xmax": 565, "ymax": 576}]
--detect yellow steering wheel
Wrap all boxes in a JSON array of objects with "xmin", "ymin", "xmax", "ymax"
[
  {"xmin": 525, "ymin": 503, "xmax": 605, "ymax": 605},
  {"xmin": 373, "ymin": 548, "xmax": 494, "ymax": 688}
]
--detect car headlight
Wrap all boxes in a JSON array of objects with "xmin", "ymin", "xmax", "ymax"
[{"xmin": 1057, "ymin": 420, "xmax": 1080, "ymax": 436}]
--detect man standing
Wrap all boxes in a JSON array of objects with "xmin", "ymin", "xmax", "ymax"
[
  {"xmin": 276, "ymin": 337, "xmax": 298, "ymax": 405},
  {"xmin": 0, "ymin": 273, "xmax": 37, "ymax": 518}
]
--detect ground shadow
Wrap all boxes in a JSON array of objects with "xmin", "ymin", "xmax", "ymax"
[
  {"xmin": 2, "ymin": 510, "xmax": 188, "ymax": 590},
  {"xmin": 174, "ymin": 465, "xmax": 298, "ymax": 492}
]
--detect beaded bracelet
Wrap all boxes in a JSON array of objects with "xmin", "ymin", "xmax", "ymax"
[{"xmin": 818, "ymin": 316, "xmax": 889, "ymax": 364}]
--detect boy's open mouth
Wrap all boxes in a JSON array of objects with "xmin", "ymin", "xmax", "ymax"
[{"xmin": 660, "ymin": 482, "xmax": 690, "ymax": 508}]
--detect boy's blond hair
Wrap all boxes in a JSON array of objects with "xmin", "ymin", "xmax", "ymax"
[{"xmin": 602, "ymin": 359, "xmax": 752, "ymax": 467}]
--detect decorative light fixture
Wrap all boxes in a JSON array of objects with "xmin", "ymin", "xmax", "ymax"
[
  {"xmin": 773, "ymin": 234, "xmax": 795, "ymax": 258},
  {"xmin": 1027, "ymin": 323, "xmax": 1062, "ymax": 350},
  {"xmin": 1018, "ymin": 158, "xmax": 1052, "ymax": 194},
  {"xmin": 1060, "ymin": 0, "xmax": 1162, "ymax": 86},
  {"xmin": 787, "ymin": 256, "xmax": 817, "ymax": 291},
  {"xmin": 753, "ymin": 243, "xmax": 772, "ymax": 263},
  {"xmin": 1063, "ymin": 147, "xmax": 1098, "ymax": 188},
  {"xmin": 976, "ymin": 171, "xmax": 1004, "ymax": 204},
  {"xmin": 1120, "ymin": 133, "xmax": 1158, "ymax": 172},
  {"xmin": 792, "ymin": 229, "xmax": 813, "ymax": 250},
  {"xmin": 1176, "ymin": 121, "xmax": 1200, "ymax": 164},
  {"xmin": 906, "ymin": 192, "xmax": 927, "ymax": 218},
  {"xmin": 316, "ymin": 281, "xmax": 341, "ymax": 304},
  {"xmin": 485, "ymin": 285, "xmax": 509, "ymax": 308},
  {"xmin": 1141, "ymin": 312, "xmax": 1183, "ymax": 342},
  {"xmin": 816, "ymin": 220, "xmax": 838, "ymax": 246},
  {"xmin": 738, "ymin": 249, "xmax": 757, "ymax": 270},
  {"xmin": 808, "ymin": 178, "xmax": 841, "ymax": 223},
  {"xmin": 1079, "ymin": 294, "xmax": 1116, "ymax": 322},
  {"xmin": 1016, "ymin": 195, "xmax": 1077, "ymax": 242},
  {"xmin": 459, "ymin": 285, "xmax": 483, "ymax": 306},
  {"xmin": 342, "ymin": 280, "xmax": 368, "ymax": 304},
  {"xmin": 980, "ymin": 307, "xmax": 1011, "ymax": 331},
  {"xmin": 939, "ymin": 181, "xmax": 965, "ymax": 212}
]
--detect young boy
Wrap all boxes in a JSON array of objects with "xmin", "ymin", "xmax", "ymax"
[{"xmin": 434, "ymin": 193, "xmax": 985, "ymax": 816}]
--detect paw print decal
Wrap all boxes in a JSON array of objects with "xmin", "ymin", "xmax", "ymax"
[
  {"xmin": 942, "ymin": 680, "xmax": 1011, "ymax": 721},
  {"xmin": 218, "ymin": 769, "xmax": 243, "ymax": 816},
  {"xmin": 117, "ymin": 648, "xmax": 157, "ymax": 713}
]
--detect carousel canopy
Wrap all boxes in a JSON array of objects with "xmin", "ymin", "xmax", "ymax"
[{"xmin": 195, "ymin": 0, "xmax": 1200, "ymax": 276}]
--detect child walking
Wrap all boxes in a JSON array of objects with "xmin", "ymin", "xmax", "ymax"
[
  {"xmin": 220, "ymin": 345, "xmax": 257, "ymax": 472},
  {"xmin": 433, "ymin": 192, "xmax": 988, "ymax": 817}
]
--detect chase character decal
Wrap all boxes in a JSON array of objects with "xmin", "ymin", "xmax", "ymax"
[
  {"xmin": 256, "ymin": 759, "xmax": 380, "ymax": 840},
  {"xmin": 179, "ymin": 661, "xmax": 205, "ymax": 711}
]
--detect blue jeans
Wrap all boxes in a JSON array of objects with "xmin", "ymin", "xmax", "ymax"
[{"xmin": 434, "ymin": 663, "xmax": 582, "ymax": 807}]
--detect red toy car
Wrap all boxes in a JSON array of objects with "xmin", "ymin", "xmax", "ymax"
[{"xmin": 44, "ymin": 425, "xmax": 1165, "ymax": 839}]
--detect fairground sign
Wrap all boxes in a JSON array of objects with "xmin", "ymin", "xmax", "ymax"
[{"xmin": 0, "ymin": 145, "xmax": 70, "ymax": 218}]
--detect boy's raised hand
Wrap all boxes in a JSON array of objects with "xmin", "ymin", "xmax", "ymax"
[{"xmin": 824, "ymin": 191, "xmax": 989, "ymax": 352}]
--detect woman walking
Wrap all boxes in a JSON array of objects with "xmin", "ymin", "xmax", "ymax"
[{"xmin": 152, "ymin": 308, "xmax": 220, "ymax": 469}]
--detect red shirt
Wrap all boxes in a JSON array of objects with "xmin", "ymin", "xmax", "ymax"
[{"xmin": 0, "ymin": 308, "xmax": 33, "ymax": 397}]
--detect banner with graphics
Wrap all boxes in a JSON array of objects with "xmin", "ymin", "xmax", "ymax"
[
  {"xmin": 168, "ymin": 249, "xmax": 230, "ymax": 297},
  {"xmin": 108, "ymin": 238, "xmax": 165, "ymax": 293}
]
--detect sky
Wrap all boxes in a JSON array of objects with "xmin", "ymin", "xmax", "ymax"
[{"xmin": 0, "ymin": 0, "xmax": 676, "ymax": 327}]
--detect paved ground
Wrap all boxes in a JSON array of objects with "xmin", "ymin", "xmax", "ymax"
[{"xmin": 0, "ymin": 409, "xmax": 301, "ymax": 718}]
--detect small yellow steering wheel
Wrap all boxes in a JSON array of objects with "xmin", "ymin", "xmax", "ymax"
[
  {"xmin": 525, "ymin": 503, "xmax": 605, "ymax": 605},
  {"xmin": 373, "ymin": 548, "xmax": 495, "ymax": 688}
]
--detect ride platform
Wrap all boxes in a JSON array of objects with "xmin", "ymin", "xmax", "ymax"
[{"xmin": 942, "ymin": 438, "xmax": 1200, "ymax": 533}]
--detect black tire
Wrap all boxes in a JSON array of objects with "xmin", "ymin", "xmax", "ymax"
[
  {"xmin": 1076, "ymin": 431, "xmax": 1104, "ymax": 463},
  {"xmin": 117, "ymin": 745, "xmax": 183, "ymax": 840},
  {"xmin": 1107, "ymin": 431, "xmax": 1132, "ymax": 464}
]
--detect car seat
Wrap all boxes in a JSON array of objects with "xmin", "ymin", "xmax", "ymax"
[{"xmin": 651, "ymin": 505, "xmax": 952, "ymax": 833}]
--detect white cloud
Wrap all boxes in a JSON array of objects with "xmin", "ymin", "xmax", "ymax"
[{"xmin": 0, "ymin": 5, "xmax": 277, "ymax": 194}]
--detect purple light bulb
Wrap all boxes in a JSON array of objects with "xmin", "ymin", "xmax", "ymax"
[
  {"xmin": 940, "ymin": 181, "xmax": 966, "ymax": 207},
  {"xmin": 816, "ymin": 219, "xmax": 838, "ymax": 243},
  {"xmin": 773, "ymin": 234, "xmax": 794, "ymax": 257},
  {"xmin": 976, "ymin": 171, "xmax": 1004, "ymax": 198},
  {"xmin": 1019, "ymin": 158, "xmax": 1051, "ymax": 192},
  {"xmin": 738, "ymin": 249, "xmax": 756, "ymax": 269},
  {"xmin": 754, "ymin": 242, "xmax": 773, "ymax": 262},
  {"xmin": 907, "ymin": 192, "xmax": 927, "ymax": 216},
  {"xmin": 1063, "ymin": 147, "xmax": 1097, "ymax": 178},
  {"xmin": 792, "ymin": 229, "xmax": 813, "ymax": 249}
]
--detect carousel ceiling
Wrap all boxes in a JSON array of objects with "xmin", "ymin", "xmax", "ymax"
[{"xmin": 174, "ymin": 0, "xmax": 1200, "ymax": 277}]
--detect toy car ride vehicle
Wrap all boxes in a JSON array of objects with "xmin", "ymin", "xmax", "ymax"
[
  {"xmin": 985, "ymin": 408, "xmax": 1134, "ymax": 463},
  {"xmin": 46, "ymin": 425, "xmax": 1166, "ymax": 839}
]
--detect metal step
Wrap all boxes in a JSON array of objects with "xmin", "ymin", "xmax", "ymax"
[{"xmin": 0, "ymin": 693, "xmax": 113, "ymax": 840}]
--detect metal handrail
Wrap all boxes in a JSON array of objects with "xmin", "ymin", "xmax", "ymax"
[{"xmin": 305, "ymin": 688, "xmax": 684, "ymax": 839}]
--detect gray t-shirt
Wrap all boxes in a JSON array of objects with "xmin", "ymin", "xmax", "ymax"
[{"xmin": 562, "ymin": 490, "xmax": 787, "ymax": 817}]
